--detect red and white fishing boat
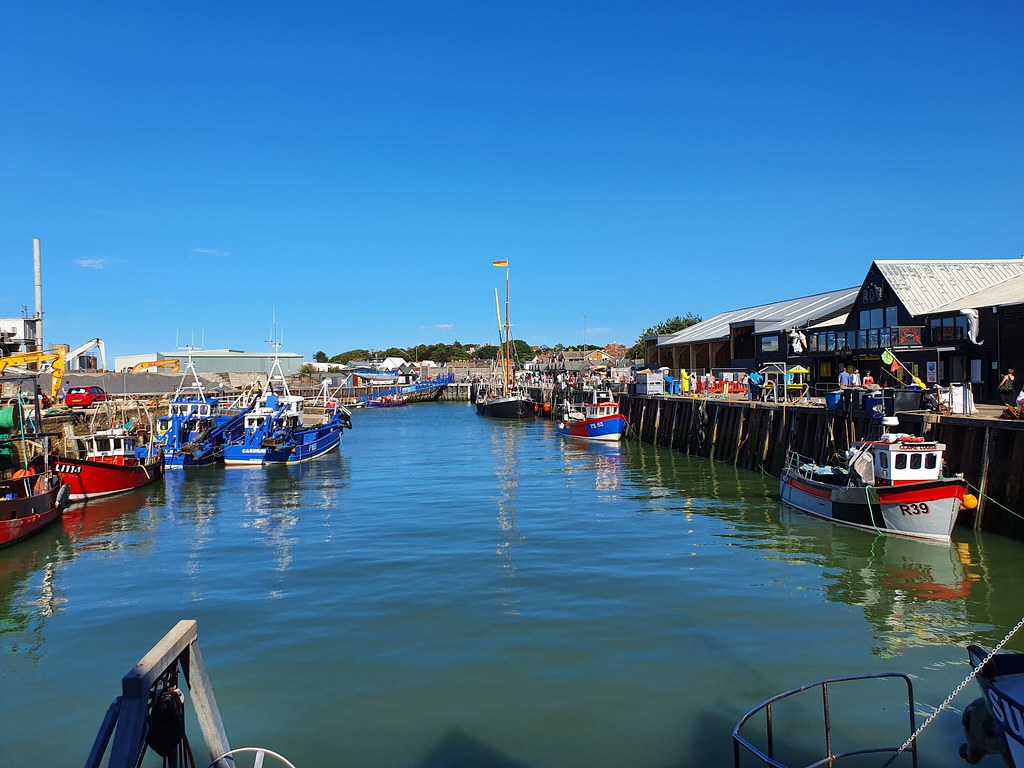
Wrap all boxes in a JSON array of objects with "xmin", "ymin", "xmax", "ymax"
[
  {"xmin": 555, "ymin": 391, "xmax": 628, "ymax": 442},
  {"xmin": 54, "ymin": 428, "xmax": 165, "ymax": 501},
  {"xmin": 779, "ymin": 416, "xmax": 968, "ymax": 542},
  {"xmin": 0, "ymin": 470, "xmax": 71, "ymax": 548}
]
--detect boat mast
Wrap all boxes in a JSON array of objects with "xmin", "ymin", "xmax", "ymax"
[
  {"xmin": 504, "ymin": 265, "xmax": 512, "ymax": 396},
  {"xmin": 493, "ymin": 287, "xmax": 507, "ymax": 394}
]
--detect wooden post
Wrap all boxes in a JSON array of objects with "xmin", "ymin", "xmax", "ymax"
[{"xmin": 975, "ymin": 426, "xmax": 992, "ymax": 530}]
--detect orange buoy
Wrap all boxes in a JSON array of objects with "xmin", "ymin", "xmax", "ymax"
[
  {"xmin": 960, "ymin": 493, "xmax": 979, "ymax": 511},
  {"xmin": 543, "ymin": 402, "xmax": 551, "ymax": 413}
]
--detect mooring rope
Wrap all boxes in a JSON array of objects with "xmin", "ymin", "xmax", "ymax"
[
  {"xmin": 966, "ymin": 481, "xmax": 1024, "ymax": 524},
  {"xmin": 880, "ymin": 614, "xmax": 1024, "ymax": 767}
]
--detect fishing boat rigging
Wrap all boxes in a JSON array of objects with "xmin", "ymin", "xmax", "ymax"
[{"xmin": 476, "ymin": 262, "xmax": 535, "ymax": 419}]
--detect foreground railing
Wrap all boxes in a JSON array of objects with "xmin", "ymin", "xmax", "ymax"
[
  {"xmin": 86, "ymin": 619, "xmax": 233, "ymax": 768},
  {"xmin": 732, "ymin": 673, "xmax": 918, "ymax": 767}
]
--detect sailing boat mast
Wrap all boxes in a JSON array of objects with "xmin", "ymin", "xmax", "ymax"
[{"xmin": 504, "ymin": 265, "xmax": 513, "ymax": 397}]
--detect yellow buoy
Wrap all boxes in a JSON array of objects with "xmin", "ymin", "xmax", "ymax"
[{"xmin": 960, "ymin": 493, "xmax": 978, "ymax": 511}]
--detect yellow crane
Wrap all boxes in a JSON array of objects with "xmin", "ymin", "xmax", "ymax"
[
  {"xmin": 129, "ymin": 359, "xmax": 180, "ymax": 374},
  {"xmin": 0, "ymin": 351, "xmax": 66, "ymax": 402}
]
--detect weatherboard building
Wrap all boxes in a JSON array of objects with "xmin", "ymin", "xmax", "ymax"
[{"xmin": 649, "ymin": 257, "xmax": 1024, "ymax": 402}]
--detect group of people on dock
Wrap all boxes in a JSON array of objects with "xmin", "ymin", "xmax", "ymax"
[{"xmin": 837, "ymin": 367, "xmax": 876, "ymax": 389}]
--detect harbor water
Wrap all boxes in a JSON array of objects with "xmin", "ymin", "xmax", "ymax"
[{"xmin": 2, "ymin": 402, "xmax": 1023, "ymax": 766}]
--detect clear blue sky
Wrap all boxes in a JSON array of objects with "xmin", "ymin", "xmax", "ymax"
[{"xmin": 2, "ymin": 1, "xmax": 1022, "ymax": 361}]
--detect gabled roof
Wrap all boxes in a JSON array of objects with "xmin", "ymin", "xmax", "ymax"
[
  {"xmin": 657, "ymin": 287, "xmax": 858, "ymax": 347},
  {"xmin": 876, "ymin": 259, "xmax": 1024, "ymax": 316}
]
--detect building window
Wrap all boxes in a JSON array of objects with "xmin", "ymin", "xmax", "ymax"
[{"xmin": 760, "ymin": 335, "xmax": 779, "ymax": 353}]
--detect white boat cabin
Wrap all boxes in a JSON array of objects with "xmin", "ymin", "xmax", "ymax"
[
  {"xmin": 850, "ymin": 418, "xmax": 945, "ymax": 487},
  {"xmin": 85, "ymin": 428, "xmax": 138, "ymax": 462},
  {"xmin": 169, "ymin": 399, "xmax": 217, "ymax": 419}
]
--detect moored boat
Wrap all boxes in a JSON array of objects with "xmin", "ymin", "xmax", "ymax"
[
  {"xmin": 476, "ymin": 261, "xmax": 536, "ymax": 420},
  {"xmin": 779, "ymin": 416, "xmax": 967, "ymax": 542},
  {"xmin": 222, "ymin": 345, "xmax": 352, "ymax": 466},
  {"xmin": 962, "ymin": 644, "xmax": 1024, "ymax": 766},
  {"xmin": 367, "ymin": 393, "xmax": 409, "ymax": 407},
  {"xmin": 555, "ymin": 391, "xmax": 627, "ymax": 442},
  {"xmin": 0, "ymin": 469, "xmax": 70, "ymax": 548},
  {"xmin": 53, "ymin": 427, "xmax": 165, "ymax": 500},
  {"xmin": 142, "ymin": 347, "xmax": 251, "ymax": 468}
]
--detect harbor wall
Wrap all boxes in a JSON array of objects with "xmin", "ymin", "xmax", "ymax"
[{"xmin": 616, "ymin": 393, "xmax": 1024, "ymax": 541}]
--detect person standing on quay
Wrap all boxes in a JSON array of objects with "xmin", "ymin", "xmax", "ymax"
[
  {"xmin": 998, "ymin": 368, "xmax": 1017, "ymax": 408},
  {"xmin": 838, "ymin": 367, "xmax": 851, "ymax": 389}
]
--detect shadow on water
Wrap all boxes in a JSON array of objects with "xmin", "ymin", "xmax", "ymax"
[{"xmin": 412, "ymin": 729, "xmax": 528, "ymax": 768}]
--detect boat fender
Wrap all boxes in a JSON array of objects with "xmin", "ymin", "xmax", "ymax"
[
  {"xmin": 146, "ymin": 687, "xmax": 187, "ymax": 758},
  {"xmin": 961, "ymin": 493, "xmax": 979, "ymax": 511},
  {"xmin": 959, "ymin": 696, "xmax": 1009, "ymax": 764},
  {"xmin": 55, "ymin": 482, "xmax": 71, "ymax": 511}
]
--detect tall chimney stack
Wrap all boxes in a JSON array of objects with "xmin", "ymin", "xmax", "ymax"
[{"xmin": 33, "ymin": 238, "xmax": 43, "ymax": 352}]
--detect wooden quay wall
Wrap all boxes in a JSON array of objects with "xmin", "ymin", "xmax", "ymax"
[{"xmin": 617, "ymin": 393, "xmax": 1024, "ymax": 542}]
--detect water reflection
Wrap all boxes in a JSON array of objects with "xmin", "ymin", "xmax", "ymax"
[
  {"xmin": 620, "ymin": 441, "xmax": 778, "ymax": 528},
  {"xmin": 554, "ymin": 432, "xmax": 626, "ymax": 495},
  {"xmin": 489, "ymin": 421, "xmax": 528, "ymax": 615},
  {"xmin": 0, "ymin": 528, "xmax": 68, "ymax": 659},
  {"xmin": 778, "ymin": 507, "xmax": 985, "ymax": 656},
  {"xmin": 62, "ymin": 486, "xmax": 155, "ymax": 549}
]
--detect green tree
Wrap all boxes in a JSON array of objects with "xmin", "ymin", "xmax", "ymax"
[
  {"xmin": 629, "ymin": 313, "xmax": 701, "ymax": 358},
  {"xmin": 313, "ymin": 351, "xmax": 328, "ymax": 363},
  {"xmin": 330, "ymin": 349, "xmax": 371, "ymax": 364},
  {"xmin": 475, "ymin": 345, "xmax": 498, "ymax": 360},
  {"xmin": 299, "ymin": 363, "xmax": 319, "ymax": 374}
]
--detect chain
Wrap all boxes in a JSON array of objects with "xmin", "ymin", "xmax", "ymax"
[{"xmin": 881, "ymin": 614, "xmax": 1024, "ymax": 767}]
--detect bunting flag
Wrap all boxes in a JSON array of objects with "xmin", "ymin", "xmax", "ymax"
[{"xmin": 491, "ymin": 259, "xmax": 508, "ymax": 267}]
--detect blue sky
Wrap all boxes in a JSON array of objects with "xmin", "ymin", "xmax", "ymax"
[{"xmin": 2, "ymin": 1, "xmax": 1022, "ymax": 361}]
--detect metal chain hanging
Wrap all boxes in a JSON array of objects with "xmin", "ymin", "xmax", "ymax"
[{"xmin": 880, "ymin": 614, "xmax": 1024, "ymax": 768}]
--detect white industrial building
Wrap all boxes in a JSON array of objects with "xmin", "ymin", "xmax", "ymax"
[{"xmin": 114, "ymin": 349, "xmax": 306, "ymax": 375}]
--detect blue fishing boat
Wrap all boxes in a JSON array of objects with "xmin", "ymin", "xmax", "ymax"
[
  {"xmin": 141, "ymin": 348, "xmax": 251, "ymax": 469},
  {"xmin": 222, "ymin": 350, "xmax": 351, "ymax": 466}
]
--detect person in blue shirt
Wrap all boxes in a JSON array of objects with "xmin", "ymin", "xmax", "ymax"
[{"xmin": 838, "ymin": 367, "xmax": 852, "ymax": 389}]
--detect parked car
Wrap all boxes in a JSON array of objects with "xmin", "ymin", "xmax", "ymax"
[{"xmin": 64, "ymin": 385, "xmax": 109, "ymax": 408}]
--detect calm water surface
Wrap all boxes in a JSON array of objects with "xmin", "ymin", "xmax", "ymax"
[{"xmin": 2, "ymin": 402, "xmax": 1023, "ymax": 767}]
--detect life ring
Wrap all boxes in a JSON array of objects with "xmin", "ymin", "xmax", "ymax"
[{"xmin": 900, "ymin": 436, "xmax": 925, "ymax": 443}]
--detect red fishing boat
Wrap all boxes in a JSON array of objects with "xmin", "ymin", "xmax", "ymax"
[
  {"xmin": 0, "ymin": 470, "xmax": 71, "ymax": 548},
  {"xmin": 54, "ymin": 428, "xmax": 165, "ymax": 501}
]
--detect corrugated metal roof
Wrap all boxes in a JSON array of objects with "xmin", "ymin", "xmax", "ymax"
[
  {"xmin": 657, "ymin": 287, "xmax": 858, "ymax": 347},
  {"xmin": 928, "ymin": 272, "xmax": 1024, "ymax": 313},
  {"xmin": 876, "ymin": 259, "xmax": 1024, "ymax": 315}
]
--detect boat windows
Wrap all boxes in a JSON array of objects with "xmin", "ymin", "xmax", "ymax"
[
  {"xmin": 910, "ymin": 453, "xmax": 923, "ymax": 470},
  {"xmin": 879, "ymin": 452, "xmax": 889, "ymax": 469},
  {"xmin": 895, "ymin": 453, "xmax": 907, "ymax": 470},
  {"xmin": 926, "ymin": 453, "xmax": 937, "ymax": 470}
]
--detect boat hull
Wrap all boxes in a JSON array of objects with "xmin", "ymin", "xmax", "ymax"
[
  {"xmin": 53, "ymin": 455, "xmax": 165, "ymax": 500},
  {"xmin": 223, "ymin": 423, "xmax": 343, "ymax": 466},
  {"xmin": 968, "ymin": 645, "xmax": 1024, "ymax": 767},
  {"xmin": 556, "ymin": 414, "xmax": 627, "ymax": 442},
  {"xmin": 476, "ymin": 395, "xmax": 536, "ymax": 419},
  {"xmin": 779, "ymin": 469, "xmax": 965, "ymax": 542},
  {"xmin": 0, "ymin": 474, "xmax": 70, "ymax": 549}
]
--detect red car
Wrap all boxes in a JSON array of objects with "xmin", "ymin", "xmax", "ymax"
[{"xmin": 64, "ymin": 386, "xmax": 109, "ymax": 408}]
